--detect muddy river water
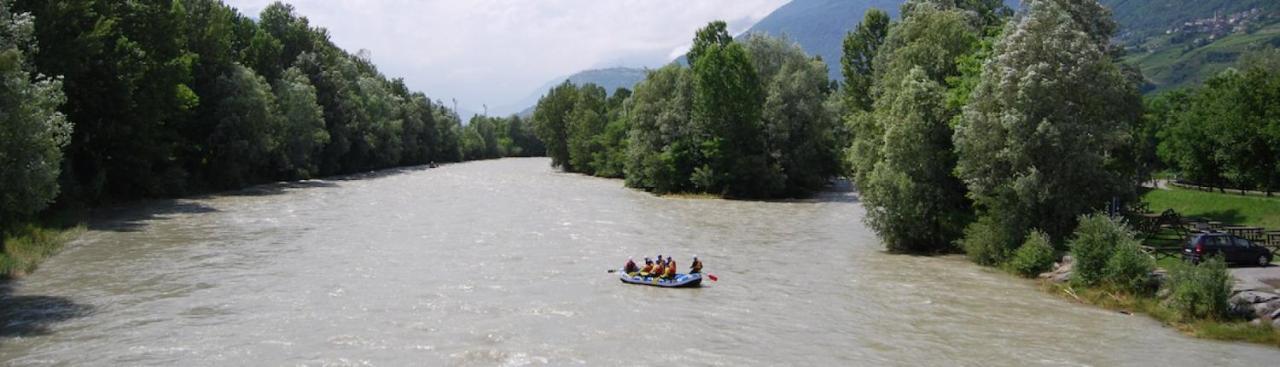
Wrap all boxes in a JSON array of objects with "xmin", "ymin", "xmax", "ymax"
[{"xmin": 2, "ymin": 158, "xmax": 1277, "ymax": 365}]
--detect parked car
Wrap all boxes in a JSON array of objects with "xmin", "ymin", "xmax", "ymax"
[{"xmin": 1183, "ymin": 232, "xmax": 1274, "ymax": 266}]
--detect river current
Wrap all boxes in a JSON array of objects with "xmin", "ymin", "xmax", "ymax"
[{"xmin": 2, "ymin": 158, "xmax": 1277, "ymax": 365}]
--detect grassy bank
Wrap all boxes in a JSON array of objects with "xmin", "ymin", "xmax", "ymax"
[
  {"xmin": 1, "ymin": 210, "xmax": 86, "ymax": 279},
  {"xmin": 1045, "ymin": 283, "xmax": 1280, "ymax": 347},
  {"xmin": 1141, "ymin": 187, "xmax": 1280, "ymax": 228}
]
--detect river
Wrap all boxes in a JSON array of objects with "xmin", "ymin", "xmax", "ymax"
[{"xmin": 1, "ymin": 158, "xmax": 1277, "ymax": 365}]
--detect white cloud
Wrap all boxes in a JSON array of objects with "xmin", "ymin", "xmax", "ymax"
[{"xmin": 222, "ymin": 0, "xmax": 787, "ymax": 115}]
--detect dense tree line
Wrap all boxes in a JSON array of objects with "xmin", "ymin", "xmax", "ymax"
[
  {"xmin": 461, "ymin": 114, "xmax": 544, "ymax": 161},
  {"xmin": 955, "ymin": 0, "xmax": 1143, "ymax": 263},
  {"xmin": 844, "ymin": 0, "xmax": 1143, "ymax": 259},
  {"xmin": 0, "ymin": 0, "xmax": 539, "ymax": 233},
  {"xmin": 533, "ymin": 24, "xmax": 842, "ymax": 198},
  {"xmin": 1151, "ymin": 48, "xmax": 1280, "ymax": 195},
  {"xmin": 0, "ymin": 0, "xmax": 71, "ymax": 228}
]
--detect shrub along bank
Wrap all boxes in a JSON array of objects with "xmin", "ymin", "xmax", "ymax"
[
  {"xmin": 1035, "ymin": 214, "xmax": 1280, "ymax": 347},
  {"xmin": 826, "ymin": 0, "xmax": 1276, "ymax": 346}
]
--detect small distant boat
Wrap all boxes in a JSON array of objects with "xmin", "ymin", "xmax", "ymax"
[{"xmin": 619, "ymin": 272, "xmax": 702, "ymax": 288}]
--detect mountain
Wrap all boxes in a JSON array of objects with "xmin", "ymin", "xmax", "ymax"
[
  {"xmin": 514, "ymin": 0, "xmax": 911, "ymax": 114},
  {"xmin": 742, "ymin": 0, "xmax": 904, "ymax": 80},
  {"xmin": 1102, "ymin": 0, "xmax": 1273, "ymax": 42},
  {"xmin": 518, "ymin": 0, "xmax": 1271, "ymax": 114},
  {"xmin": 741, "ymin": 0, "xmax": 1020, "ymax": 80},
  {"xmin": 504, "ymin": 67, "xmax": 649, "ymax": 117},
  {"xmin": 1103, "ymin": 0, "xmax": 1280, "ymax": 92}
]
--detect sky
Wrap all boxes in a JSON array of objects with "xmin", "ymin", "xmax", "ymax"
[{"xmin": 223, "ymin": 0, "xmax": 790, "ymax": 115}]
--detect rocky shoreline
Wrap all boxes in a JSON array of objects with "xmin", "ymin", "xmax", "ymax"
[{"xmin": 1040, "ymin": 256, "xmax": 1280, "ymax": 329}]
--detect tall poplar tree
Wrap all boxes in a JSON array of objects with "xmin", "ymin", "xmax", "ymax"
[
  {"xmin": 0, "ymin": 0, "xmax": 70, "ymax": 227},
  {"xmin": 954, "ymin": 0, "xmax": 1140, "ymax": 261}
]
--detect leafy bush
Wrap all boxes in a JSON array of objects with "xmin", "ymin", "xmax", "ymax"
[
  {"xmin": 1165, "ymin": 257, "xmax": 1232, "ymax": 321},
  {"xmin": 1008, "ymin": 230, "xmax": 1057, "ymax": 277},
  {"xmin": 1104, "ymin": 241, "xmax": 1156, "ymax": 294},
  {"xmin": 0, "ymin": 224, "xmax": 77, "ymax": 277},
  {"xmin": 1069, "ymin": 214, "xmax": 1136, "ymax": 287},
  {"xmin": 960, "ymin": 216, "xmax": 1017, "ymax": 266}
]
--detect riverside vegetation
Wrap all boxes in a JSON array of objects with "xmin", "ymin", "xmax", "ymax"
[
  {"xmin": 531, "ymin": 22, "xmax": 843, "ymax": 198},
  {"xmin": 0, "ymin": 0, "xmax": 541, "ymax": 277},
  {"xmin": 526, "ymin": 0, "xmax": 1280, "ymax": 345},
  {"xmin": 3, "ymin": 0, "xmax": 1279, "ymax": 347}
]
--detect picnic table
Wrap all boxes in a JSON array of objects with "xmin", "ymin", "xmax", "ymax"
[{"xmin": 1267, "ymin": 231, "xmax": 1280, "ymax": 255}]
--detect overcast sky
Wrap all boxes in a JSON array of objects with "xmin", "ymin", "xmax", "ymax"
[{"xmin": 223, "ymin": 0, "xmax": 789, "ymax": 115}]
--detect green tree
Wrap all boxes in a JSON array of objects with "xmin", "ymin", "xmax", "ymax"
[
  {"xmin": 460, "ymin": 117, "xmax": 487, "ymax": 161},
  {"xmin": 955, "ymin": 0, "xmax": 1141, "ymax": 256},
  {"xmin": 687, "ymin": 20, "xmax": 732, "ymax": 66},
  {"xmin": 206, "ymin": 64, "xmax": 282, "ymax": 188},
  {"xmin": 591, "ymin": 88, "xmax": 632, "ymax": 177},
  {"xmin": 691, "ymin": 39, "xmax": 772, "ymax": 197},
  {"xmin": 624, "ymin": 65, "xmax": 696, "ymax": 193},
  {"xmin": 532, "ymin": 81, "xmax": 580, "ymax": 170},
  {"xmin": 902, "ymin": 0, "xmax": 1013, "ymax": 32},
  {"xmin": 863, "ymin": 67, "xmax": 971, "ymax": 252},
  {"xmin": 848, "ymin": 4, "xmax": 977, "ymax": 189},
  {"xmin": 840, "ymin": 8, "xmax": 891, "ymax": 113},
  {"xmin": 0, "ymin": 0, "xmax": 70, "ymax": 227},
  {"xmin": 433, "ymin": 104, "xmax": 463, "ymax": 162},
  {"xmin": 846, "ymin": 4, "xmax": 980, "ymax": 253},
  {"xmin": 747, "ymin": 34, "xmax": 841, "ymax": 195},
  {"xmin": 273, "ymin": 66, "xmax": 329, "ymax": 179},
  {"xmin": 1156, "ymin": 55, "xmax": 1280, "ymax": 194},
  {"xmin": 395, "ymin": 89, "xmax": 437, "ymax": 165},
  {"xmin": 1155, "ymin": 90, "xmax": 1223, "ymax": 189},
  {"xmin": 16, "ymin": 0, "xmax": 198, "ymax": 201},
  {"xmin": 258, "ymin": 2, "xmax": 321, "ymax": 69},
  {"xmin": 567, "ymin": 84, "xmax": 608, "ymax": 174},
  {"xmin": 505, "ymin": 114, "xmax": 543, "ymax": 157}
]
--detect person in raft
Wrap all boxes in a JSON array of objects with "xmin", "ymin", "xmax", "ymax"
[
  {"xmin": 623, "ymin": 257, "xmax": 639, "ymax": 275},
  {"xmin": 662, "ymin": 258, "xmax": 677, "ymax": 279},
  {"xmin": 689, "ymin": 256, "xmax": 702, "ymax": 274},
  {"xmin": 639, "ymin": 258, "xmax": 654, "ymax": 276}
]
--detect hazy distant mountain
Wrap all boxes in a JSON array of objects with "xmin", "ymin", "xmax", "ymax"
[
  {"xmin": 742, "ymin": 0, "xmax": 904, "ymax": 80},
  {"xmin": 741, "ymin": 0, "xmax": 1020, "ymax": 80},
  {"xmin": 504, "ymin": 67, "xmax": 649, "ymax": 117},
  {"xmin": 524, "ymin": 0, "xmax": 1280, "ymax": 115}
]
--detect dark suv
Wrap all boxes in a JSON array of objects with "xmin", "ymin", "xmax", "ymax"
[{"xmin": 1183, "ymin": 233, "xmax": 1274, "ymax": 266}]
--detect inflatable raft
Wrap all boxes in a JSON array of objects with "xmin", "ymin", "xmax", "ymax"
[{"xmin": 619, "ymin": 272, "xmax": 702, "ymax": 288}]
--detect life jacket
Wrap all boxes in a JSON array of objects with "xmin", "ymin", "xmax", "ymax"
[
  {"xmin": 664, "ymin": 261, "xmax": 677, "ymax": 278},
  {"xmin": 690, "ymin": 259, "xmax": 703, "ymax": 273},
  {"xmin": 624, "ymin": 260, "xmax": 638, "ymax": 273},
  {"xmin": 640, "ymin": 264, "xmax": 653, "ymax": 274}
]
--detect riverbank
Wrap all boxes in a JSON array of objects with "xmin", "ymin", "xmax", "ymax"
[
  {"xmin": 1034, "ymin": 254, "xmax": 1280, "ymax": 348},
  {"xmin": 1043, "ymin": 281, "xmax": 1280, "ymax": 347},
  {"xmin": 1, "ymin": 210, "xmax": 86, "ymax": 279},
  {"xmin": 0, "ymin": 160, "xmax": 472, "ymax": 280}
]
